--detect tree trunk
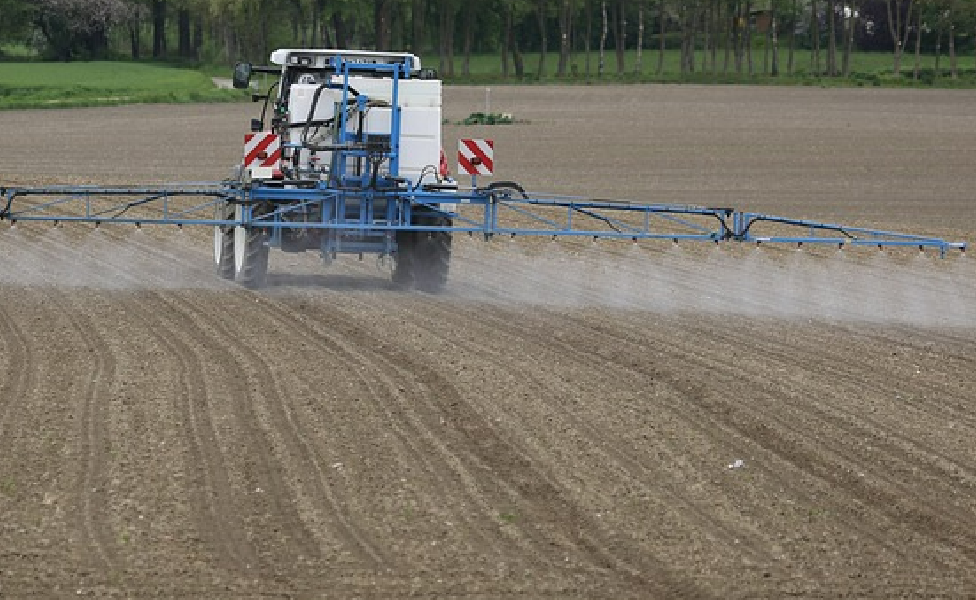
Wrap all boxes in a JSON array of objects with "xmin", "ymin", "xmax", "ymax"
[
  {"xmin": 178, "ymin": 8, "xmax": 191, "ymax": 58},
  {"xmin": 438, "ymin": 0, "xmax": 456, "ymax": 77},
  {"xmin": 635, "ymin": 2, "xmax": 644, "ymax": 74},
  {"xmin": 599, "ymin": 1, "xmax": 608, "ymax": 76},
  {"xmin": 827, "ymin": 0, "xmax": 836, "ymax": 76},
  {"xmin": 585, "ymin": 0, "xmax": 592, "ymax": 76},
  {"xmin": 152, "ymin": 0, "xmax": 166, "ymax": 59},
  {"xmin": 949, "ymin": 19, "xmax": 957, "ymax": 79},
  {"xmin": 463, "ymin": 6, "xmax": 474, "ymax": 76},
  {"xmin": 764, "ymin": 14, "xmax": 770, "ymax": 74},
  {"xmin": 333, "ymin": 11, "xmax": 349, "ymax": 48},
  {"xmin": 707, "ymin": 2, "xmax": 717, "ymax": 73},
  {"xmin": 614, "ymin": 0, "xmax": 626, "ymax": 73},
  {"xmin": 537, "ymin": 0, "xmax": 549, "ymax": 78},
  {"xmin": 745, "ymin": 0, "xmax": 753, "ymax": 75},
  {"xmin": 223, "ymin": 22, "xmax": 236, "ymax": 64},
  {"xmin": 558, "ymin": 0, "xmax": 572, "ymax": 76},
  {"xmin": 501, "ymin": 3, "xmax": 511, "ymax": 77},
  {"xmin": 290, "ymin": 1, "xmax": 301, "ymax": 47},
  {"xmin": 129, "ymin": 18, "xmax": 140, "ymax": 59},
  {"xmin": 771, "ymin": 6, "xmax": 779, "ymax": 76},
  {"xmin": 680, "ymin": 4, "xmax": 688, "ymax": 73},
  {"xmin": 512, "ymin": 13, "xmax": 525, "ymax": 79},
  {"xmin": 788, "ymin": 0, "xmax": 796, "ymax": 74},
  {"xmin": 735, "ymin": 2, "xmax": 745, "ymax": 73},
  {"xmin": 724, "ymin": 3, "xmax": 732, "ymax": 74},
  {"xmin": 375, "ymin": 0, "xmax": 392, "ymax": 51},
  {"xmin": 842, "ymin": 1, "xmax": 856, "ymax": 77},
  {"xmin": 683, "ymin": 4, "xmax": 698, "ymax": 74},
  {"xmin": 885, "ymin": 0, "xmax": 915, "ymax": 76},
  {"xmin": 412, "ymin": 0, "xmax": 426, "ymax": 53},
  {"xmin": 192, "ymin": 16, "xmax": 202, "ymax": 59},
  {"xmin": 811, "ymin": 0, "xmax": 820, "ymax": 74},
  {"xmin": 913, "ymin": 3, "xmax": 922, "ymax": 80},
  {"xmin": 657, "ymin": 0, "xmax": 665, "ymax": 75}
]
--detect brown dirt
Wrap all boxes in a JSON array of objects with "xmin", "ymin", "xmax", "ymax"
[{"xmin": 1, "ymin": 85, "xmax": 975, "ymax": 598}]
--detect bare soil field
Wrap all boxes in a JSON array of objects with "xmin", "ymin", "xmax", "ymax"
[{"xmin": 1, "ymin": 85, "xmax": 976, "ymax": 598}]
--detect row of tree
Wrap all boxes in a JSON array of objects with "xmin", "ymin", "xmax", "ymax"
[{"xmin": 1, "ymin": 1, "xmax": 974, "ymax": 79}]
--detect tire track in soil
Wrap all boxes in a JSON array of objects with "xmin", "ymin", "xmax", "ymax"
[
  {"xmin": 494, "ymin": 243, "xmax": 976, "ymax": 516},
  {"xmin": 76, "ymin": 227, "xmax": 393, "ymax": 573},
  {"xmin": 401, "ymin": 301, "xmax": 775, "ymax": 564},
  {"xmin": 20, "ymin": 227, "xmax": 323, "ymax": 579},
  {"xmin": 63, "ymin": 229, "xmax": 335, "ymax": 573},
  {"xmin": 195, "ymin": 291, "xmax": 520, "ymax": 571},
  {"xmin": 244, "ymin": 294, "xmax": 559, "ymax": 571},
  {"xmin": 447, "ymin": 244, "xmax": 958, "ymax": 587},
  {"xmin": 676, "ymin": 317, "xmax": 976, "ymax": 493},
  {"xmin": 573, "ymin": 312, "xmax": 976, "ymax": 577},
  {"xmin": 259, "ymin": 292, "xmax": 705, "ymax": 597},
  {"xmin": 71, "ymin": 230, "xmax": 257, "ymax": 575},
  {"xmin": 0, "ymin": 296, "xmax": 35, "ymax": 456},
  {"xmin": 155, "ymin": 291, "xmax": 384, "ymax": 570},
  {"xmin": 58, "ymin": 296, "xmax": 119, "ymax": 572},
  {"xmin": 21, "ymin": 229, "xmax": 122, "ymax": 572},
  {"xmin": 830, "ymin": 324, "xmax": 976, "ymax": 428},
  {"xmin": 125, "ymin": 293, "xmax": 259, "ymax": 572},
  {"xmin": 221, "ymin": 297, "xmax": 516, "ymax": 563},
  {"xmin": 689, "ymin": 321, "xmax": 976, "ymax": 563},
  {"xmin": 495, "ymin": 304, "xmax": 969, "ymax": 591}
]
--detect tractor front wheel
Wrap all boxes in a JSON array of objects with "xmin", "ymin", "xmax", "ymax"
[{"xmin": 233, "ymin": 204, "xmax": 269, "ymax": 289}]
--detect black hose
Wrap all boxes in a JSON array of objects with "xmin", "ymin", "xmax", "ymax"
[
  {"xmin": 259, "ymin": 81, "xmax": 279, "ymax": 129},
  {"xmin": 483, "ymin": 181, "xmax": 530, "ymax": 200},
  {"xmin": 301, "ymin": 82, "xmax": 360, "ymax": 150}
]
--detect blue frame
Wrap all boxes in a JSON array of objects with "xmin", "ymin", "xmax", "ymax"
[{"xmin": 0, "ymin": 183, "xmax": 966, "ymax": 257}]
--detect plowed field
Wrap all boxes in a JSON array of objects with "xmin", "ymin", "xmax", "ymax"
[{"xmin": 1, "ymin": 85, "xmax": 976, "ymax": 598}]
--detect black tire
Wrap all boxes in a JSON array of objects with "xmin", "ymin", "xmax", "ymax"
[
  {"xmin": 392, "ymin": 229, "xmax": 416, "ymax": 288},
  {"xmin": 233, "ymin": 204, "xmax": 269, "ymax": 289},
  {"xmin": 213, "ymin": 202, "xmax": 235, "ymax": 280},
  {"xmin": 413, "ymin": 216, "xmax": 452, "ymax": 294}
]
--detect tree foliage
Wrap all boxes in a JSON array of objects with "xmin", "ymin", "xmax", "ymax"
[{"xmin": 0, "ymin": 0, "xmax": 974, "ymax": 78}]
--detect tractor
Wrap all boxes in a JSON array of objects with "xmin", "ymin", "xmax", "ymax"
[{"xmin": 222, "ymin": 48, "xmax": 457, "ymax": 291}]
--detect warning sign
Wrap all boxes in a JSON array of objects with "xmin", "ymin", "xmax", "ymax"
[
  {"xmin": 244, "ymin": 132, "xmax": 281, "ymax": 169},
  {"xmin": 458, "ymin": 139, "xmax": 494, "ymax": 176}
]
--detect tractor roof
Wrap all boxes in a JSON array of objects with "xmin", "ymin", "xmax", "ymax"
[{"xmin": 269, "ymin": 49, "xmax": 422, "ymax": 72}]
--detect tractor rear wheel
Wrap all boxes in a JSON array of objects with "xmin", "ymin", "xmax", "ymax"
[
  {"xmin": 233, "ymin": 204, "xmax": 269, "ymax": 289},
  {"xmin": 213, "ymin": 202, "xmax": 235, "ymax": 280},
  {"xmin": 413, "ymin": 216, "xmax": 452, "ymax": 294}
]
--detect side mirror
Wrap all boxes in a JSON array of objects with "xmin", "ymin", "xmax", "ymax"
[{"xmin": 232, "ymin": 62, "xmax": 252, "ymax": 89}]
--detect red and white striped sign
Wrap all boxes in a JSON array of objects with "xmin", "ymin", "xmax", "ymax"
[
  {"xmin": 458, "ymin": 139, "xmax": 494, "ymax": 176},
  {"xmin": 244, "ymin": 132, "xmax": 281, "ymax": 169}
]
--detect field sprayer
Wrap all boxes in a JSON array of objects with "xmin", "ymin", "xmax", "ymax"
[{"xmin": 0, "ymin": 48, "xmax": 967, "ymax": 291}]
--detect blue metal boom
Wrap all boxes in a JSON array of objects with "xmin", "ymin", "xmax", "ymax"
[{"xmin": 0, "ymin": 182, "xmax": 966, "ymax": 256}]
